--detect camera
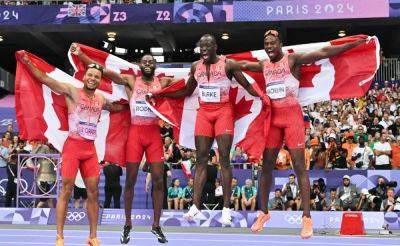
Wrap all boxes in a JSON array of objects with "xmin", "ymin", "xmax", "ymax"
[
  {"xmin": 394, "ymin": 197, "xmax": 400, "ymax": 211},
  {"xmin": 356, "ymin": 162, "xmax": 363, "ymax": 168},
  {"xmin": 362, "ymin": 188, "xmax": 382, "ymax": 204}
]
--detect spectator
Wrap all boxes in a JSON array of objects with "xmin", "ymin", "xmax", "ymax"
[
  {"xmin": 275, "ymin": 146, "xmax": 292, "ymax": 170},
  {"xmin": 160, "ymin": 121, "xmax": 173, "ymax": 141},
  {"xmin": 180, "ymin": 177, "xmax": 194, "ymax": 209},
  {"xmin": 282, "ymin": 174, "xmax": 299, "ymax": 206},
  {"xmin": 230, "ymin": 177, "xmax": 240, "ymax": 211},
  {"xmin": 8, "ymin": 135, "xmax": 19, "ymax": 153},
  {"xmin": 391, "ymin": 136, "xmax": 400, "ymax": 169},
  {"xmin": 389, "ymin": 117, "xmax": 400, "ymax": 136},
  {"xmin": 336, "ymin": 175, "xmax": 359, "ymax": 211},
  {"xmin": 5, "ymin": 149, "xmax": 17, "ymax": 207},
  {"xmin": 73, "ymin": 171, "xmax": 87, "ymax": 209},
  {"xmin": 368, "ymin": 117, "xmax": 383, "ymax": 136},
  {"xmin": 329, "ymin": 140, "xmax": 348, "ymax": 170},
  {"xmin": 310, "ymin": 184, "xmax": 326, "ymax": 211},
  {"xmin": 214, "ymin": 178, "xmax": 223, "ymax": 209},
  {"xmin": 2, "ymin": 132, "xmax": 11, "ymax": 148},
  {"xmin": 373, "ymin": 135, "xmax": 392, "ymax": 169},
  {"xmin": 351, "ymin": 136, "xmax": 374, "ymax": 170},
  {"xmin": 357, "ymin": 189, "xmax": 372, "ymax": 211},
  {"xmin": 268, "ymin": 188, "xmax": 284, "ymax": 211},
  {"xmin": 354, "ymin": 125, "xmax": 368, "ymax": 143},
  {"xmin": 342, "ymin": 134, "xmax": 357, "ymax": 163},
  {"xmin": 231, "ymin": 146, "xmax": 248, "ymax": 164},
  {"xmin": 201, "ymin": 151, "xmax": 218, "ymax": 208},
  {"xmin": 103, "ymin": 162, "xmax": 123, "ymax": 208},
  {"xmin": 379, "ymin": 113, "xmax": 393, "ymax": 129},
  {"xmin": 381, "ymin": 188, "xmax": 396, "ymax": 212},
  {"xmin": 241, "ymin": 179, "xmax": 257, "ymax": 211},
  {"xmin": 311, "ymin": 140, "xmax": 328, "ymax": 170},
  {"xmin": 325, "ymin": 188, "xmax": 342, "ymax": 211},
  {"xmin": 0, "ymin": 138, "xmax": 9, "ymax": 168},
  {"xmin": 167, "ymin": 178, "xmax": 182, "ymax": 210}
]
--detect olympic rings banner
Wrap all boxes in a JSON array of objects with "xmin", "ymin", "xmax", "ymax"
[
  {"xmin": 0, "ymin": 0, "xmax": 390, "ymax": 25},
  {"xmin": 0, "ymin": 208, "xmax": 398, "ymax": 230}
]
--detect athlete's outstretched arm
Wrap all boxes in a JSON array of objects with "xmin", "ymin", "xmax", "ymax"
[
  {"xmin": 70, "ymin": 43, "xmax": 135, "ymax": 88},
  {"xmin": 19, "ymin": 51, "xmax": 74, "ymax": 97},
  {"xmin": 101, "ymin": 96, "xmax": 129, "ymax": 112},
  {"xmin": 228, "ymin": 60, "xmax": 269, "ymax": 104},
  {"xmin": 293, "ymin": 38, "xmax": 368, "ymax": 65},
  {"xmin": 156, "ymin": 63, "xmax": 197, "ymax": 98},
  {"xmin": 238, "ymin": 60, "xmax": 263, "ymax": 72}
]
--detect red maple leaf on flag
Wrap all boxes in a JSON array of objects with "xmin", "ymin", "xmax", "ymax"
[
  {"xmin": 230, "ymin": 86, "xmax": 254, "ymax": 121},
  {"xmin": 299, "ymin": 63, "xmax": 321, "ymax": 88}
]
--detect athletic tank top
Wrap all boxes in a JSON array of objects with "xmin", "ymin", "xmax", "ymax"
[
  {"xmin": 263, "ymin": 54, "xmax": 300, "ymax": 108},
  {"xmin": 130, "ymin": 77, "xmax": 161, "ymax": 125},
  {"xmin": 194, "ymin": 56, "xmax": 231, "ymax": 106},
  {"xmin": 68, "ymin": 89, "xmax": 104, "ymax": 141}
]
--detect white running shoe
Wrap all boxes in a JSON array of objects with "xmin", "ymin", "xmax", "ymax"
[
  {"xmin": 221, "ymin": 207, "xmax": 232, "ymax": 225},
  {"xmin": 183, "ymin": 205, "xmax": 200, "ymax": 221}
]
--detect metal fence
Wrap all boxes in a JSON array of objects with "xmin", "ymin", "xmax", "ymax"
[{"xmin": 374, "ymin": 58, "xmax": 400, "ymax": 83}]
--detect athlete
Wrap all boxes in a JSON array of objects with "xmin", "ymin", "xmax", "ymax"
[
  {"xmin": 18, "ymin": 50, "xmax": 126, "ymax": 246},
  {"xmin": 153, "ymin": 34, "xmax": 269, "ymax": 225},
  {"xmin": 71, "ymin": 44, "xmax": 178, "ymax": 244},
  {"xmin": 240, "ymin": 30, "xmax": 368, "ymax": 238}
]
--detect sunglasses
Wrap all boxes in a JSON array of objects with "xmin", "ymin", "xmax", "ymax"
[
  {"xmin": 264, "ymin": 29, "xmax": 279, "ymax": 38},
  {"xmin": 87, "ymin": 63, "xmax": 103, "ymax": 71}
]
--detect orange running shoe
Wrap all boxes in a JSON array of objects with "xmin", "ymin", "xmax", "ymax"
[
  {"xmin": 250, "ymin": 211, "xmax": 270, "ymax": 233},
  {"xmin": 87, "ymin": 237, "xmax": 100, "ymax": 246},
  {"xmin": 55, "ymin": 234, "xmax": 64, "ymax": 246},
  {"xmin": 300, "ymin": 216, "xmax": 313, "ymax": 239}
]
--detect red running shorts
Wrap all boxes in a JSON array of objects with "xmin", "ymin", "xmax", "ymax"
[{"xmin": 194, "ymin": 104, "xmax": 234, "ymax": 138}]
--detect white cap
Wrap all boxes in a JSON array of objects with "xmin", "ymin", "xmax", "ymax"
[
  {"xmin": 343, "ymin": 175, "xmax": 350, "ymax": 180},
  {"xmin": 361, "ymin": 188, "xmax": 369, "ymax": 195}
]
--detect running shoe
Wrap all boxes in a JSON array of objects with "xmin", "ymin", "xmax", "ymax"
[
  {"xmin": 151, "ymin": 226, "xmax": 168, "ymax": 243},
  {"xmin": 87, "ymin": 237, "xmax": 100, "ymax": 246},
  {"xmin": 56, "ymin": 234, "xmax": 64, "ymax": 246},
  {"xmin": 120, "ymin": 225, "xmax": 131, "ymax": 244},
  {"xmin": 300, "ymin": 216, "xmax": 313, "ymax": 239},
  {"xmin": 250, "ymin": 211, "xmax": 270, "ymax": 233}
]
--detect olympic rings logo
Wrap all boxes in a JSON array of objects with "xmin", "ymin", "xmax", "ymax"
[
  {"xmin": 0, "ymin": 178, "xmax": 28, "ymax": 196},
  {"xmin": 66, "ymin": 212, "xmax": 86, "ymax": 222},
  {"xmin": 284, "ymin": 214, "xmax": 303, "ymax": 225}
]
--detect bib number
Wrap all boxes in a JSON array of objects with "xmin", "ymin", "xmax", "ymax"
[
  {"xmin": 266, "ymin": 82, "xmax": 286, "ymax": 99},
  {"xmin": 77, "ymin": 121, "xmax": 97, "ymax": 140},
  {"xmin": 135, "ymin": 101, "xmax": 156, "ymax": 118},
  {"xmin": 199, "ymin": 85, "xmax": 221, "ymax": 102}
]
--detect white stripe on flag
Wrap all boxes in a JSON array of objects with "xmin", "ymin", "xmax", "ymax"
[
  {"xmin": 94, "ymin": 110, "xmax": 110, "ymax": 162},
  {"xmin": 42, "ymin": 85, "xmax": 68, "ymax": 152}
]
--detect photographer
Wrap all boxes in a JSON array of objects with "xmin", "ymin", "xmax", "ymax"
[
  {"xmin": 381, "ymin": 188, "xmax": 396, "ymax": 212},
  {"xmin": 336, "ymin": 175, "xmax": 359, "ymax": 211},
  {"xmin": 367, "ymin": 177, "xmax": 397, "ymax": 211},
  {"xmin": 282, "ymin": 174, "xmax": 300, "ymax": 208},
  {"xmin": 351, "ymin": 137, "xmax": 374, "ymax": 170},
  {"xmin": 357, "ymin": 189, "xmax": 372, "ymax": 211},
  {"xmin": 268, "ymin": 188, "xmax": 284, "ymax": 211},
  {"xmin": 325, "ymin": 188, "xmax": 342, "ymax": 211},
  {"xmin": 310, "ymin": 184, "xmax": 326, "ymax": 211}
]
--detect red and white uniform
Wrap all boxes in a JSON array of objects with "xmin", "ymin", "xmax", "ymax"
[
  {"xmin": 263, "ymin": 54, "xmax": 304, "ymax": 149},
  {"xmin": 194, "ymin": 56, "xmax": 233, "ymax": 137},
  {"xmin": 126, "ymin": 77, "xmax": 164, "ymax": 164},
  {"xmin": 62, "ymin": 89, "xmax": 104, "ymax": 179}
]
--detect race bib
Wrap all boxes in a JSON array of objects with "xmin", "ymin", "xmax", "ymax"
[
  {"xmin": 134, "ymin": 101, "xmax": 156, "ymax": 118},
  {"xmin": 77, "ymin": 121, "xmax": 97, "ymax": 140},
  {"xmin": 199, "ymin": 85, "xmax": 221, "ymax": 102},
  {"xmin": 266, "ymin": 81, "xmax": 286, "ymax": 99}
]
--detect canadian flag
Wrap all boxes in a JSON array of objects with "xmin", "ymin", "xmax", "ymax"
[
  {"xmin": 15, "ymin": 35, "xmax": 379, "ymax": 164},
  {"xmin": 15, "ymin": 51, "xmax": 130, "ymax": 165}
]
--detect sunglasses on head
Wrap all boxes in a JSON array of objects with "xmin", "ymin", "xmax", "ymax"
[
  {"xmin": 87, "ymin": 63, "xmax": 103, "ymax": 71},
  {"xmin": 264, "ymin": 29, "xmax": 279, "ymax": 38}
]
